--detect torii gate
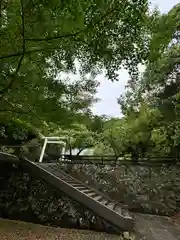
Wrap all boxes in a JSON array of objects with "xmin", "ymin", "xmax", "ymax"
[{"xmin": 39, "ymin": 136, "xmax": 68, "ymax": 163}]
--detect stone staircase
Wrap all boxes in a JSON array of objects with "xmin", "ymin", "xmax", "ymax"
[{"xmin": 21, "ymin": 158, "xmax": 134, "ymax": 232}]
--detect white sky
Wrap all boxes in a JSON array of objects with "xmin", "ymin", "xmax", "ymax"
[{"xmin": 91, "ymin": 0, "xmax": 180, "ymax": 117}]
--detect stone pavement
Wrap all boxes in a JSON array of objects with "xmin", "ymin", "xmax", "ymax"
[{"xmin": 134, "ymin": 213, "xmax": 180, "ymax": 240}]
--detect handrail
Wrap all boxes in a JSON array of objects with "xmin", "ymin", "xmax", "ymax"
[
  {"xmin": 0, "ymin": 151, "xmax": 19, "ymax": 163},
  {"xmin": 0, "ymin": 151, "xmax": 179, "ymax": 167},
  {"xmin": 61, "ymin": 155, "xmax": 180, "ymax": 166}
]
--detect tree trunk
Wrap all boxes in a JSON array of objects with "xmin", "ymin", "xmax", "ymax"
[{"xmin": 76, "ymin": 148, "xmax": 84, "ymax": 155}]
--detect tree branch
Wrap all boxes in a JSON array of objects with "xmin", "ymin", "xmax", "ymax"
[
  {"xmin": 25, "ymin": 31, "xmax": 82, "ymax": 42},
  {"xmin": 0, "ymin": 98, "xmax": 42, "ymax": 122},
  {"xmin": 0, "ymin": 3, "xmax": 119, "ymax": 62},
  {"xmin": 0, "ymin": 43, "xmax": 83, "ymax": 60},
  {"xmin": 0, "ymin": 0, "xmax": 26, "ymax": 96},
  {"xmin": 76, "ymin": 148, "xmax": 84, "ymax": 155},
  {"xmin": 0, "ymin": 109, "xmax": 31, "ymax": 115},
  {"xmin": 0, "ymin": 48, "xmax": 47, "ymax": 60},
  {"xmin": 15, "ymin": 0, "xmax": 26, "ymax": 74},
  {"xmin": 0, "ymin": 107, "xmax": 43, "ymax": 123},
  {"xmin": 24, "ymin": 4, "xmax": 119, "ymax": 42}
]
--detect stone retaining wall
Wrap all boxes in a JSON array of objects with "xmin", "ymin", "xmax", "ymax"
[
  {"xmin": 62, "ymin": 163, "xmax": 180, "ymax": 216},
  {"xmin": 0, "ymin": 160, "xmax": 179, "ymax": 235},
  {"xmin": 0, "ymin": 162, "xmax": 116, "ymax": 233}
]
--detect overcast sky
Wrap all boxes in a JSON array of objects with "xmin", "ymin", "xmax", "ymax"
[{"xmin": 91, "ymin": 0, "xmax": 180, "ymax": 118}]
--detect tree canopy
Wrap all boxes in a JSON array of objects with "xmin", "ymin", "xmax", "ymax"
[
  {"xmin": 1, "ymin": 1, "xmax": 180, "ymax": 161},
  {"xmin": 0, "ymin": 0, "xmax": 150, "ymax": 128},
  {"xmin": 96, "ymin": 3, "xmax": 180, "ymax": 160}
]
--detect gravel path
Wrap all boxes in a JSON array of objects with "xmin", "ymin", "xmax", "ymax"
[{"xmin": 0, "ymin": 218, "xmax": 124, "ymax": 240}]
